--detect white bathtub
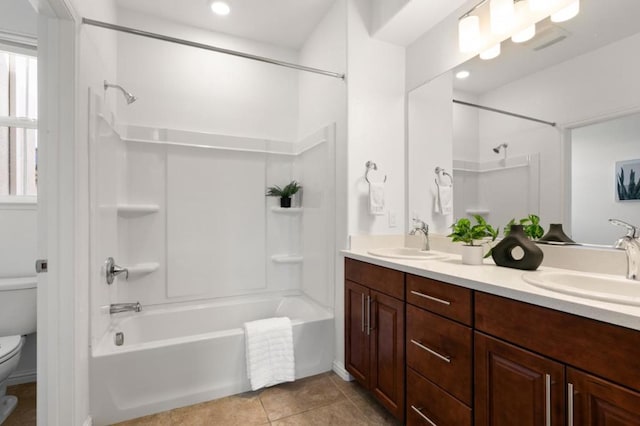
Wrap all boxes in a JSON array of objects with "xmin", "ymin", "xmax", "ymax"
[{"xmin": 89, "ymin": 293, "xmax": 334, "ymax": 425}]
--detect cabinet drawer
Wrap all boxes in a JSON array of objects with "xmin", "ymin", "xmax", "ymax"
[
  {"xmin": 476, "ymin": 292, "xmax": 640, "ymax": 393},
  {"xmin": 406, "ymin": 274, "xmax": 472, "ymax": 325},
  {"xmin": 406, "ymin": 368, "xmax": 471, "ymax": 426},
  {"xmin": 345, "ymin": 258, "xmax": 404, "ymax": 300},
  {"xmin": 406, "ymin": 304, "xmax": 472, "ymax": 405}
]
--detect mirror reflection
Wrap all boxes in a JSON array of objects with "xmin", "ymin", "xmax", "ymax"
[{"xmin": 409, "ymin": 0, "xmax": 640, "ymax": 245}]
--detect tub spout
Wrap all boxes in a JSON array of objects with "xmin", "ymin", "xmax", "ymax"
[{"xmin": 110, "ymin": 302, "xmax": 142, "ymax": 314}]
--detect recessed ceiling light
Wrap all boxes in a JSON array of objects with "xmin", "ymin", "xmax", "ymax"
[
  {"xmin": 210, "ymin": 1, "xmax": 231, "ymax": 16},
  {"xmin": 456, "ymin": 70, "xmax": 471, "ymax": 79}
]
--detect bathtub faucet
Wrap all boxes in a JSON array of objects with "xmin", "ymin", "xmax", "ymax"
[{"xmin": 110, "ymin": 302, "xmax": 142, "ymax": 314}]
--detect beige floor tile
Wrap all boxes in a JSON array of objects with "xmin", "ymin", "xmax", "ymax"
[
  {"xmin": 112, "ymin": 411, "xmax": 173, "ymax": 426},
  {"xmin": 259, "ymin": 374, "xmax": 346, "ymax": 421},
  {"xmin": 170, "ymin": 392, "xmax": 269, "ymax": 426},
  {"xmin": 271, "ymin": 400, "xmax": 368, "ymax": 426},
  {"xmin": 329, "ymin": 375, "xmax": 401, "ymax": 426},
  {"xmin": 4, "ymin": 383, "xmax": 37, "ymax": 426}
]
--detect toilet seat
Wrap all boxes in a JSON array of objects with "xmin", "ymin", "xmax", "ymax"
[{"xmin": 0, "ymin": 336, "xmax": 22, "ymax": 364}]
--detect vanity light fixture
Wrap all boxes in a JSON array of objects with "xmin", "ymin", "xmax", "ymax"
[
  {"xmin": 210, "ymin": 1, "xmax": 231, "ymax": 16},
  {"xmin": 458, "ymin": 14, "xmax": 481, "ymax": 53},
  {"xmin": 456, "ymin": 70, "xmax": 471, "ymax": 79},
  {"xmin": 529, "ymin": 0, "xmax": 552, "ymax": 11},
  {"xmin": 480, "ymin": 43, "xmax": 501, "ymax": 60},
  {"xmin": 512, "ymin": 0, "xmax": 536, "ymax": 43},
  {"xmin": 551, "ymin": 0, "xmax": 580, "ymax": 22},
  {"xmin": 490, "ymin": 0, "xmax": 515, "ymax": 34}
]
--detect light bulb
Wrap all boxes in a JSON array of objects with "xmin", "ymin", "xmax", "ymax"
[
  {"xmin": 459, "ymin": 15, "xmax": 481, "ymax": 53},
  {"xmin": 210, "ymin": 1, "xmax": 231, "ymax": 16},
  {"xmin": 480, "ymin": 44, "xmax": 501, "ymax": 60},
  {"xmin": 490, "ymin": 0, "xmax": 515, "ymax": 34},
  {"xmin": 512, "ymin": 0, "xmax": 536, "ymax": 43},
  {"xmin": 456, "ymin": 70, "xmax": 471, "ymax": 79},
  {"xmin": 551, "ymin": 0, "xmax": 579, "ymax": 22},
  {"xmin": 529, "ymin": 0, "xmax": 552, "ymax": 11}
]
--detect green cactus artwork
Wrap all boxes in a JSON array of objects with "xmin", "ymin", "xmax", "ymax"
[{"xmin": 617, "ymin": 162, "xmax": 640, "ymax": 201}]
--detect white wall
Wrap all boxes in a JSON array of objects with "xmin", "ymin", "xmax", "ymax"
[
  {"xmin": 407, "ymin": 71, "xmax": 454, "ymax": 234},
  {"xmin": 0, "ymin": 0, "xmax": 37, "ymax": 38},
  {"xmin": 116, "ymin": 9, "xmax": 300, "ymax": 142},
  {"xmin": 572, "ymin": 112, "xmax": 640, "ymax": 245}
]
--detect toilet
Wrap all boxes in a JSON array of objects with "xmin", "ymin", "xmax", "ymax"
[{"xmin": 0, "ymin": 276, "xmax": 37, "ymax": 424}]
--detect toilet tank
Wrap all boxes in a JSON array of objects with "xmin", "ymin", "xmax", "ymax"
[{"xmin": 0, "ymin": 277, "xmax": 37, "ymax": 336}]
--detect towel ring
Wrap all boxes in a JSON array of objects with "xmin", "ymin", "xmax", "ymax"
[
  {"xmin": 365, "ymin": 161, "xmax": 387, "ymax": 183},
  {"xmin": 434, "ymin": 167, "xmax": 453, "ymax": 187}
]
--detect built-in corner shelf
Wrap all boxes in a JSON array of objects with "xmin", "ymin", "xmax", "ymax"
[
  {"xmin": 270, "ymin": 207, "xmax": 303, "ymax": 214},
  {"xmin": 466, "ymin": 209, "xmax": 490, "ymax": 216},
  {"xmin": 271, "ymin": 255, "xmax": 303, "ymax": 264},
  {"xmin": 117, "ymin": 204, "xmax": 160, "ymax": 217},
  {"xmin": 127, "ymin": 262, "xmax": 160, "ymax": 278}
]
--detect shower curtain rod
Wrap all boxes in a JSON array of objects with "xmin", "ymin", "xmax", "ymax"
[
  {"xmin": 82, "ymin": 18, "xmax": 345, "ymax": 80},
  {"xmin": 452, "ymin": 99, "xmax": 556, "ymax": 127}
]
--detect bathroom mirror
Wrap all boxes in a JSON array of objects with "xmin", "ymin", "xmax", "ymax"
[{"xmin": 408, "ymin": 0, "xmax": 640, "ymax": 245}]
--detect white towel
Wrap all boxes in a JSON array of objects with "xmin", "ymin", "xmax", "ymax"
[
  {"xmin": 436, "ymin": 184, "xmax": 453, "ymax": 215},
  {"xmin": 244, "ymin": 317, "xmax": 295, "ymax": 391},
  {"xmin": 369, "ymin": 182, "xmax": 385, "ymax": 215}
]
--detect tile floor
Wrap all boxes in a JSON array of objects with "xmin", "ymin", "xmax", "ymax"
[
  {"xmin": 114, "ymin": 372, "xmax": 401, "ymax": 426},
  {"xmin": 4, "ymin": 382, "xmax": 37, "ymax": 426},
  {"xmin": 4, "ymin": 372, "xmax": 400, "ymax": 425}
]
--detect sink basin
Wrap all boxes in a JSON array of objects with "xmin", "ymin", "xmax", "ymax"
[
  {"xmin": 367, "ymin": 247, "xmax": 446, "ymax": 260},
  {"xmin": 522, "ymin": 271, "xmax": 640, "ymax": 306}
]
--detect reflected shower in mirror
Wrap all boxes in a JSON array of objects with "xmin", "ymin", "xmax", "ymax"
[{"xmin": 408, "ymin": 0, "xmax": 640, "ymax": 245}]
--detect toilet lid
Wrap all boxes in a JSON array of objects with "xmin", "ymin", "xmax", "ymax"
[{"xmin": 0, "ymin": 336, "xmax": 22, "ymax": 363}]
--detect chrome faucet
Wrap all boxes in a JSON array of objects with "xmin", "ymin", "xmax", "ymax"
[
  {"xmin": 409, "ymin": 218, "xmax": 430, "ymax": 251},
  {"xmin": 610, "ymin": 219, "xmax": 640, "ymax": 280},
  {"xmin": 110, "ymin": 302, "xmax": 142, "ymax": 314}
]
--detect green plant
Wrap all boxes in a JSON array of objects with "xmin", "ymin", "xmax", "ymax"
[
  {"xmin": 504, "ymin": 214, "xmax": 544, "ymax": 239},
  {"xmin": 265, "ymin": 180, "xmax": 301, "ymax": 198},
  {"xmin": 448, "ymin": 215, "xmax": 498, "ymax": 246}
]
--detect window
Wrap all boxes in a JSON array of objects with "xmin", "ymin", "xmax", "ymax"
[{"xmin": 0, "ymin": 49, "xmax": 37, "ymax": 197}]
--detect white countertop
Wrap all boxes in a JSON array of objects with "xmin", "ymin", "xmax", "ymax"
[{"xmin": 342, "ymin": 248, "xmax": 640, "ymax": 332}]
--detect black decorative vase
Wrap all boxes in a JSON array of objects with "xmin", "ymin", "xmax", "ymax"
[
  {"xmin": 539, "ymin": 223, "xmax": 575, "ymax": 243},
  {"xmin": 280, "ymin": 197, "xmax": 292, "ymax": 208},
  {"xmin": 491, "ymin": 225, "xmax": 544, "ymax": 270}
]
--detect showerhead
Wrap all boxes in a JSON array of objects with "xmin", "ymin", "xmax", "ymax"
[
  {"xmin": 104, "ymin": 80, "xmax": 137, "ymax": 105},
  {"xmin": 493, "ymin": 143, "xmax": 508, "ymax": 154}
]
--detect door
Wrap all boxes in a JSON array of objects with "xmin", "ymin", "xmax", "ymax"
[
  {"xmin": 370, "ymin": 290, "xmax": 404, "ymax": 420},
  {"xmin": 345, "ymin": 280, "xmax": 369, "ymax": 385},
  {"xmin": 568, "ymin": 368, "xmax": 640, "ymax": 425},
  {"xmin": 475, "ymin": 332, "xmax": 564, "ymax": 426}
]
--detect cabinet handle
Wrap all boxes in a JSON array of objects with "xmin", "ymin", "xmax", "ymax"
[
  {"xmin": 545, "ymin": 373, "xmax": 551, "ymax": 426},
  {"xmin": 366, "ymin": 295, "xmax": 371, "ymax": 335},
  {"xmin": 567, "ymin": 382, "xmax": 574, "ymax": 426},
  {"xmin": 410, "ymin": 290, "xmax": 451, "ymax": 306},
  {"xmin": 411, "ymin": 405, "xmax": 437, "ymax": 426},
  {"xmin": 361, "ymin": 293, "xmax": 365, "ymax": 333},
  {"xmin": 410, "ymin": 339, "xmax": 451, "ymax": 363}
]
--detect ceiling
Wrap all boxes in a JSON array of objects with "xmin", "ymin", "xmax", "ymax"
[
  {"xmin": 115, "ymin": 0, "xmax": 337, "ymax": 49},
  {"xmin": 452, "ymin": 0, "xmax": 640, "ymax": 94}
]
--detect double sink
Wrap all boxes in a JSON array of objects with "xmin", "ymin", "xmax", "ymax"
[{"xmin": 366, "ymin": 247, "xmax": 640, "ymax": 307}]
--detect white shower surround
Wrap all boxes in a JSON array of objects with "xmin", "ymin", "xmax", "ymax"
[{"xmin": 89, "ymin": 293, "xmax": 334, "ymax": 425}]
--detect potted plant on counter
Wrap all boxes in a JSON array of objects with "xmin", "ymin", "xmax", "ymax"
[
  {"xmin": 448, "ymin": 214, "xmax": 498, "ymax": 265},
  {"xmin": 266, "ymin": 180, "xmax": 301, "ymax": 208},
  {"xmin": 504, "ymin": 214, "xmax": 544, "ymax": 240}
]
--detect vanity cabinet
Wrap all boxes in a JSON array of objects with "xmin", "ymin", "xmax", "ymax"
[
  {"xmin": 344, "ymin": 259, "xmax": 405, "ymax": 420},
  {"xmin": 475, "ymin": 291, "xmax": 640, "ymax": 426}
]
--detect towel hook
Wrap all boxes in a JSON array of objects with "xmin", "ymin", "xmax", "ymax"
[
  {"xmin": 434, "ymin": 167, "xmax": 453, "ymax": 187},
  {"xmin": 365, "ymin": 161, "xmax": 387, "ymax": 183}
]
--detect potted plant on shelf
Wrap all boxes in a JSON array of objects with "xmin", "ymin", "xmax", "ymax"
[
  {"xmin": 266, "ymin": 180, "xmax": 301, "ymax": 208},
  {"xmin": 448, "ymin": 214, "xmax": 498, "ymax": 265}
]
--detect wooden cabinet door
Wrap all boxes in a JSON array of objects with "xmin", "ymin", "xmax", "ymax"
[
  {"xmin": 370, "ymin": 290, "xmax": 405, "ymax": 420},
  {"xmin": 475, "ymin": 332, "xmax": 565, "ymax": 426},
  {"xmin": 345, "ymin": 280, "xmax": 369, "ymax": 386},
  {"xmin": 568, "ymin": 368, "xmax": 640, "ymax": 425}
]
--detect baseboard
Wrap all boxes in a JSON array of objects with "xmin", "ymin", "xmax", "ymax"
[
  {"xmin": 332, "ymin": 360, "xmax": 353, "ymax": 381},
  {"xmin": 7, "ymin": 369, "xmax": 36, "ymax": 386},
  {"xmin": 83, "ymin": 416, "xmax": 93, "ymax": 426}
]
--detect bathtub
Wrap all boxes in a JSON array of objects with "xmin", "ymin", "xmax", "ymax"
[{"xmin": 89, "ymin": 293, "xmax": 334, "ymax": 425}]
